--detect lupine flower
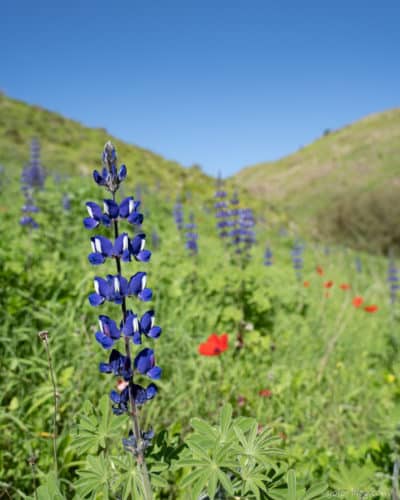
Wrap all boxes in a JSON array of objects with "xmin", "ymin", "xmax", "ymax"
[
  {"xmin": 185, "ymin": 212, "xmax": 198, "ymax": 255},
  {"xmin": 83, "ymin": 197, "xmax": 143, "ymax": 229},
  {"xmin": 95, "ymin": 315, "xmax": 121, "ymax": 349},
  {"xmin": 388, "ymin": 256, "xmax": 399, "ymax": 304},
  {"xmin": 173, "ymin": 200, "xmax": 184, "ymax": 231},
  {"xmin": 214, "ymin": 174, "xmax": 230, "ymax": 239},
  {"xmin": 123, "ymin": 428, "xmax": 155, "ymax": 453},
  {"xmin": 352, "ymin": 296, "xmax": 364, "ymax": 308},
  {"xmin": 264, "ymin": 245, "xmax": 273, "ymax": 266},
  {"xmin": 99, "ymin": 349, "xmax": 132, "ymax": 380},
  {"xmin": 364, "ymin": 304, "xmax": 378, "ymax": 313},
  {"xmin": 198, "ymin": 333, "xmax": 228, "ymax": 356},
  {"xmin": 88, "ymin": 233, "xmax": 151, "ymax": 265},
  {"xmin": 62, "ymin": 193, "xmax": 71, "ymax": 211},
  {"xmin": 134, "ymin": 348, "xmax": 162, "ymax": 379},
  {"xmin": 20, "ymin": 139, "xmax": 46, "ymax": 229},
  {"xmin": 85, "ymin": 142, "xmax": 162, "ymax": 466},
  {"xmin": 355, "ymin": 256, "xmax": 362, "ymax": 273},
  {"xmin": 291, "ymin": 240, "xmax": 304, "ymax": 280},
  {"xmin": 229, "ymin": 206, "xmax": 256, "ymax": 258},
  {"xmin": 21, "ymin": 139, "xmax": 46, "ymax": 190}
]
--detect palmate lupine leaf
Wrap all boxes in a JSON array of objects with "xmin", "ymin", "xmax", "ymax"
[
  {"xmin": 330, "ymin": 462, "xmax": 376, "ymax": 489},
  {"xmin": 234, "ymin": 422, "xmax": 284, "ymax": 469},
  {"xmin": 177, "ymin": 404, "xmax": 285, "ymax": 499},
  {"xmin": 268, "ymin": 470, "xmax": 328, "ymax": 500},
  {"xmin": 35, "ymin": 472, "xmax": 64, "ymax": 500},
  {"xmin": 74, "ymin": 453, "xmax": 111, "ymax": 499},
  {"xmin": 71, "ymin": 395, "xmax": 124, "ymax": 454}
]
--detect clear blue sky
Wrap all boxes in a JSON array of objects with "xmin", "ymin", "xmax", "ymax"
[{"xmin": 2, "ymin": 1, "xmax": 399, "ymax": 177}]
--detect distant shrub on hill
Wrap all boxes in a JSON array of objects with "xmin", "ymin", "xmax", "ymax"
[{"xmin": 319, "ymin": 184, "xmax": 400, "ymax": 255}]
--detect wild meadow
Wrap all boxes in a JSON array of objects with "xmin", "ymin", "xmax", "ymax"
[{"xmin": 1, "ymin": 104, "xmax": 400, "ymax": 499}]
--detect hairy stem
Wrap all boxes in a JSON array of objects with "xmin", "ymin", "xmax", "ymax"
[
  {"xmin": 112, "ymin": 200, "xmax": 153, "ymax": 499},
  {"xmin": 38, "ymin": 331, "xmax": 58, "ymax": 479},
  {"xmin": 393, "ymin": 458, "xmax": 400, "ymax": 500},
  {"xmin": 317, "ymin": 298, "xmax": 350, "ymax": 382}
]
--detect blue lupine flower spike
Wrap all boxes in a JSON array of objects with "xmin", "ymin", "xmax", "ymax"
[
  {"xmin": 85, "ymin": 141, "xmax": 161, "ymax": 479},
  {"xmin": 20, "ymin": 139, "xmax": 46, "ymax": 229}
]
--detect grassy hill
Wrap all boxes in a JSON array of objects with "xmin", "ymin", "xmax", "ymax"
[
  {"xmin": 0, "ymin": 93, "xmax": 214, "ymax": 199},
  {"xmin": 236, "ymin": 109, "xmax": 400, "ymax": 253}
]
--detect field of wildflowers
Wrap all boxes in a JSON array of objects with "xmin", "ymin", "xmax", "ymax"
[{"xmin": 1, "ymin": 132, "xmax": 400, "ymax": 498}]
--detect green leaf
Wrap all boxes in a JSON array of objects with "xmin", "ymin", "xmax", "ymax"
[
  {"xmin": 219, "ymin": 404, "xmax": 232, "ymax": 436},
  {"xmin": 287, "ymin": 470, "xmax": 297, "ymax": 500}
]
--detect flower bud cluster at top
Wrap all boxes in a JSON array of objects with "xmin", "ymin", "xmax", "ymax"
[
  {"xmin": 20, "ymin": 139, "xmax": 46, "ymax": 229},
  {"xmin": 84, "ymin": 141, "xmax": 161, "ymax": 452}
]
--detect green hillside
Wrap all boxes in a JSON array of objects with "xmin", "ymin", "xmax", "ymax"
[
  {"xmin": 0, "ymin": 93, "xmax": 213, "ymax": 198},
  {"xmin": 236, "ymin": 109, "xmax": 400, "ymax": 253}
]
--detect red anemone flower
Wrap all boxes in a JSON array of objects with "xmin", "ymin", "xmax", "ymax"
[
  {"xmin": 324, "ymin": 280, "xmax": 333, "ymax": 288},
  {"xmin": 364, "ymin": 304, "xmax": 378, "ymax": 313},
  {"xmin": 340, "ymin": 283, "xmax": 351, "ymax": 290},
  {"xmin": 259, "ymin": 388, "xmax": 273, "ymax": 398},
  {"xmin": 303, "ymin": 281, "xmax": 310, "ymax": 288},
  {"xmin": 316, "ymin": 266, "xmax": 324, "ymax": 275},
  {"xmin": 352, "ymin": 296, "xmax": 364, "ymax": 308},
  {"xmin": 198, "ymin": 333, "xmax": 228, "ymax": 356}
]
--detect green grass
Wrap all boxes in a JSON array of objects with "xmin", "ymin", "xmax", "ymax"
[{"xmin": 0, "ymin": 98, "xmax": 399, "ymax": 498}]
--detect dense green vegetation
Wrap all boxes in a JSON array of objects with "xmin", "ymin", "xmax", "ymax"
[
  {"xmin": 1, "ymin": 97, "xmax": 400, "ymax": 498},
  {"xmin": 236, "ymin": 108, "xmax": 400, "ymax": 253}
]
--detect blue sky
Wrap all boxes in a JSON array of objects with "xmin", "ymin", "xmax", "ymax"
[{"xmin": 2, "ymin": 1, "xmax": 400, "ymax": 177}]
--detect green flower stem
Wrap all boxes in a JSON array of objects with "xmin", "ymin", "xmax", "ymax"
[{"xmin": 38, "ymin": 331, "xmax": 58, "ymax": 479}]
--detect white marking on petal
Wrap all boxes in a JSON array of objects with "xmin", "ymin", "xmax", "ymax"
[
  {"xmin": 140, "ymin": 238, "xmax": 145, "ymax": 251},
  {"xmin": 133, "ymin": 317, "xmax": 139, "ymax": 332},
  {"xmin": 94, "ymin": 237, "xmax": 102, "ymax": 253},
  {"xmin": 87, "ymin": 205, "xmax": 94, "ymax": 218},
  {"xmin": 114, "ymin": 276, "xmax": 120, "ymax": 293},
  {"xmin": 123, "ymin": 235, "xmax": 129, "ymax": 251},
  {"xmin": 103, "ymin": 202, "xmax": 109, "ymax": 215},
  {"xmin": 151, "ymin": 315, "xmax": 155, "ymax": 328},
  {"xmin": 94, "ymin": 279, "xmax": 100, "ymax": 295},
  {"xmin": 129, "ymin": 199, "xmax": 134, "ymax": 214},
  {"xmin": 141, "ymin": 274, "xmax": 146, "ymax": 290},
  {"xmin": 91, "ymin": 240, "xmax": 96, "ymax": 252},
  {"xmin": 99, "ymin": 318, "xmax": 104, "ymax": 333}
]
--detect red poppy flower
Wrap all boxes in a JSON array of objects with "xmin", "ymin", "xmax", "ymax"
[
  {"xmin": 198, "ymin": 333, "xmax": 228, "ymax": 356},
  {"xmin": 364, "ymin": 304, "xmax": 378, "ymax": 313},
  {"xmin": 340, "ymin": 283, "xmax": 351, "ymax": 290},
  {"xmin": 352, "ymin": 296, "xmax": 364, "ymax": 308},
  {"xmin": 259, "ymin": 388, "xmax": 272, "ymax": 398},
  {"xmin": 303, "ymin": 281, "xmax": 310, "ymax": 288},
  {"xmin": 324, "ymin": 280, "xmax": 333, "ymax": 288},
  {"xmin": 316, "ymin": 266, "xmax": 324, "ymax": 276}
]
